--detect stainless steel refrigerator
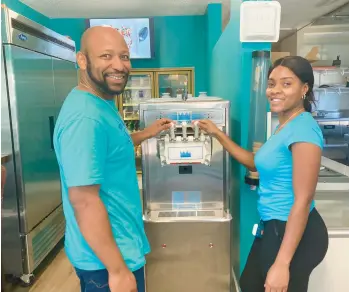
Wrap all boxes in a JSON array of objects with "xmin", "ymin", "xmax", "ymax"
[{"xmin": 1, "ymin": 7, "xmax": 78, "ymax": 286}]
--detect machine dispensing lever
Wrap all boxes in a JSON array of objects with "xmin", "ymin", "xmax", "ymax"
[
  {"xmin": 194, "ymin": 121, "xmax": 199, "ymax": 140},
  {"xmin": 182, "ymin": 122, "xmax": 187, "ymax": 140},
  {"xmin": 170, "ymin": 123, "xmax": 176, "ymax": 140}
]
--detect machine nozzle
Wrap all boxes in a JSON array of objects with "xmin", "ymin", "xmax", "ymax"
[
  {"xmin": 194, "ymin": 121, "xmax": 199, "ymax": 140},
  {"xmin": 170, "ymin": 122, "xmax": 176, "ymax": 140},
  {"xmin": 182, "ymin": 122, "xmax": 187, "ymax": 140}
]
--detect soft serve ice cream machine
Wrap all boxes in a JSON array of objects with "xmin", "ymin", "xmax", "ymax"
[
  {"xmin": 139, "ymin": 98, "xmax": 238, "ymax": 292},
  {"xmin": 159, "ymin": 118, "xmax": 212, "ymax": 166}
]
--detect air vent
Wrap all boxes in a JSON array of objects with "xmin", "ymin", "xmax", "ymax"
[{"xmin": 11, "ymin": 18, "xmax": 75, "ymax": 52}]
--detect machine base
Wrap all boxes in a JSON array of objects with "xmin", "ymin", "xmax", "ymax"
[{"xmin": 144, "ymin": 220, "xmax": 237, "ymax": 292}]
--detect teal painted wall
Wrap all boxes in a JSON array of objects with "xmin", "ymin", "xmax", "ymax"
[
  {"xmin": 210, "ymin": 0, "xmax": 271, "ymax": 275},
  {"xmin": 3, "ymin": 2, "xmax": 221, "ymax": 97},
  {"xmin": 206, "ymin": 4, "xmax": 222, "ymax": 94}
]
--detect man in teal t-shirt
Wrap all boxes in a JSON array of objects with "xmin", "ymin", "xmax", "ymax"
[{"xmin": 53, "ymin": 26, "xmax": 171, "ymax": 292}]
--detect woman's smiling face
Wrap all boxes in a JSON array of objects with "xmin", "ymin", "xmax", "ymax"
[{"xmin": 266, "ymin": 65, "xmax": 309, "ymax": 114}]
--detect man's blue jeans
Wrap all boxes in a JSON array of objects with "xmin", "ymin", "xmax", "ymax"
[{"xmin": 75, "ymin": 267, "xmax": 145, "ymax": 292}]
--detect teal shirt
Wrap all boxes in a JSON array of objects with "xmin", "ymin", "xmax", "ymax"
[
  {"xmin": 254, "ymin": 112, "xmax": 323, "ymax": 222},
  {"xmin": 53, "ymin": 88, "xmax": 150, "ymax": 271}
]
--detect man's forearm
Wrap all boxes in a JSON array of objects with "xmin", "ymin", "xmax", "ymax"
[
  {"xmin": 73, "ymin": 194, "xmax": 127, "ymax": 274},
  {"xmin": 131, "ymin": 130, "xmax": 151, "ymax": 146}
]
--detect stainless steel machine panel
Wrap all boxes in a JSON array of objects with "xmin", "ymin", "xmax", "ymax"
[
  {"xmin": 140, "ymin": 99, "xmax": 238, "ymax": 292},
  {"xmin": 1, "ymin": 6, "xmax": 77, "ymax": 284},
  {"xmin": 317, "ymin": 118, "xmax": 349, "ymax": 165},
  {"xmin": 4, "ymin": 44, "xmax": 61, "ymax": 233},
  {"xmin": 1, "ymin": 7, "xmax": 76, "ymax": 63},
  {"xmin": 52, "ymin": 57, "xmax": 79, "ymax": 117},
  {"xmin": 145, "ymin": 221, "xmax": 233, "ymax": 292},
  {"xmin": 140, "ymin": 99, "xmax": 230, "ymax": 220}
]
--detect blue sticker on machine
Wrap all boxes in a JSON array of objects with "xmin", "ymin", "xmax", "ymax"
[
  {"xmin": 18, "ymin": 33, "xmax": 28, "ymax": 41},
  {"xmin": 172, "ymin": 191, "xmax": 201, "ymax": 209},
  {"xmin": 172, "ymin": 191, "xmax": 185, "ymax": 209}
]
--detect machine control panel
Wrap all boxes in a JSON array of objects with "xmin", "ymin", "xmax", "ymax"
[
  {"xmin": 144, "ymin": 109, "xmax": 225, "ymax": 126},
  {"xmin": 142, "ymin": 107, "xmax": 227, "ymax": 166}
]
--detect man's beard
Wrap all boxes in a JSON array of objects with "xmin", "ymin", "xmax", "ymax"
[{"xmin": 86, "ymin": 60, "xmax": 128, "ymax": 96}]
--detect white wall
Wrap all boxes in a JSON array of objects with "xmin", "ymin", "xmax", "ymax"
[
  {"xmin": 297, "ymin": 23, "xmax": 349, "ymax": 66},
  {"xmin": 278, "ymin": 23, "xmax": 349, "ymax": 67}
]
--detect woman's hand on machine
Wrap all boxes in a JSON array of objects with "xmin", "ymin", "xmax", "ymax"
[{"xmin": 195, "ymin": 120, "xmax": 221, "ymax": 137}]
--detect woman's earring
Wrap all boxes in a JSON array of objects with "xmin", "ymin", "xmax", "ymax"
[{"xmin": 302, "ymin": 94, "xmax": 306, "ymax": 99}]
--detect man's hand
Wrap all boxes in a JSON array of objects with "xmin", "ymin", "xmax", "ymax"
[
  {"xmin": 131, "ymin": 118, "xmax": 173, "ymax": 146},
  {"xmin": 109, "ymin": 269, "xmax": 137, "ymax": 292},
  {"xmin": 144, "ymin": 118, "xmax": 173, "ymax": 139}
]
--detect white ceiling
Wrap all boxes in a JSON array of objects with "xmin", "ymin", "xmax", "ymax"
[{"xmin": 20, "ymin": 0, "xmax": 349, "ymax": 33}]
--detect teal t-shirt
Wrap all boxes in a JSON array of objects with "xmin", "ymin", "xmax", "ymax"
[
  {"xmin": 53, "ymin": 88, "xmax": 150, "ymax": 271},
  {"xmin": 254, "ymin": 112, "xmax": 323, "ymax": 222}
]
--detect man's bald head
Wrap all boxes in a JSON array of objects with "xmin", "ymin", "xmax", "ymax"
[
  {"xmin": 77, "ymin": 25, "xmax": 131, "ymax": 98},
  {"xmin": 80, "ymin": 26, "xmax": 128, "ymax": 56}
]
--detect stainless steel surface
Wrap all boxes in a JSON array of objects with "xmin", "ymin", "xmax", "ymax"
[
  {"xmin": 1, "ymin": 7, "xmax": 77, "ymax": 280},
  {"xmin": 1, "ymin": 158, "xmax": 23, "ymax": 275},
  {"xmin": 315, "ymin": 191, "xmax": 349, "ymax": 229},
  {"xmin": 314, "ymin": 114, "xmax": 349, "ymax": 166},
  {"xmin": 320, "ymin": 156, "xmax": 349, "ymax": 177},
  {"xmin": 4, "ymin": 44, "xmax": 61, "ymax": 232},
  {"xmin": 327, "ymin": 229, "xmax": 349, "ymax": 237},
  {"xmin": 24, "ymin": 205, "xmax": 65, "ymax": 273},
  {"xmin": 315, "ymin": 157, "xmax": 349, "ymax": 230},
  {"xmin": 140, "ymin": 99, "xmax": 238, "ymax": 291},
  {"xmin": 268, "ymin": 111, "xmax": 349, "ymax": 166},
  {"xmin": 140, "ymin": 99, "xmax": 230, "ymax": 218},
  {"xmin": 145, "ymin": 221, "xmax": 237, "ymax": 292},
  {"xmin": 52, "ymin": 57, "xmax": 79, "ymax": 116},
  {"xmin": 1, "ymin": 45, "xmax": 12, "ymax": 156},
  {"xmin": 1, "ymin": 6, "xmax": 76, "ymax": 62}
]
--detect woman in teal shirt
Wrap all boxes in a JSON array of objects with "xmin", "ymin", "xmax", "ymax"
[{"xmin": 198, "ymin": 56, "xmax": 328, "ymax": 292}]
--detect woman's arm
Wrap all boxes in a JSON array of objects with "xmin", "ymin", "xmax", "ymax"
[
  {"xmin": 198, "ymin": 120, "xmax": 256, "ymax": 171},
  {"xmin": 264, "ymin": 142, "xmax": 321, "ymax": 292},
  {"xmin": 275, "ymin": 142, "xmax": 321, "ymax": 266}
]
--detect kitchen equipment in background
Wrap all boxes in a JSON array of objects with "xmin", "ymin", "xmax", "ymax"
[
  {"xmin": 332, "ymin": 55, "xmax": 341, "ymax": 67},
  {"xmin": 1, "ymin": 7, "xmax": 77, "ymax": 286},
  {"xmin": 316, "ymin": 117, "xmax": 349, "ymax": 166}
]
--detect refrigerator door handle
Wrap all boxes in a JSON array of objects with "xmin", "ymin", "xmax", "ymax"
[{"xmin": 49, "ymin": 116, "xmax": 55, "ymax": 151}]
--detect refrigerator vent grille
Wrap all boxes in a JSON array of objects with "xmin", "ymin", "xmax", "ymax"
[
  {"xmin": 11, "ymin": 18, "xmax": 75, "ymax": 52},
  {"xmin": 32, "ymin": 210, "xmax": 65, "ymax": 269}
]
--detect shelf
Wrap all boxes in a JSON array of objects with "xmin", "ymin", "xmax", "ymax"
[
  {"xmin": 125, "ymin": 86, "xmax": 152, "ymax": 90},
  {"xmin": 123, "ymin": 103, "xmax": 140, "ymax": 107},
  {"xmin": 124, "ymin": 117, "xmax": 139, "ymax": 121},
  {"xmin": 313, "ymin": 66, "xmax": 349, "ymax": 76},
  {"xmin": 314, "ymin": 87, "xmax": 349, "ymax": 95}
]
